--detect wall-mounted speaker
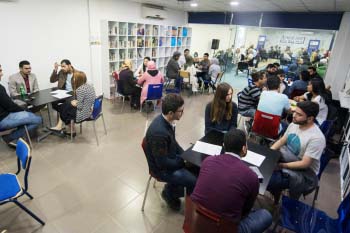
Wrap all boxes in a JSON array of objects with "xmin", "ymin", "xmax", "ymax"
[{"xmin": 211, "ymin": 39, "xmax": 220, "ymax": 50}]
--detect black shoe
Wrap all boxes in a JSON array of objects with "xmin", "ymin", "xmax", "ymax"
[
  {"xmin": 64, "ymin": 131, "xmax": 77, "ymax": 137},
  {"xmin": 7, "ymin": 141, "xmax": 17, "ymax": 149},
  {"xmin": 161, "ymin": 190, "xmax": 181, "ymax": 211}
]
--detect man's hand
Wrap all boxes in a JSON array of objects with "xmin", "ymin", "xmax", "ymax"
[
  {"xmin": 54, "ymin": 62, "xmax": 59, "ymax": 72},
  {"xmin": 71, "ymin": 100, "xmax": 78, "ymax": 107}
]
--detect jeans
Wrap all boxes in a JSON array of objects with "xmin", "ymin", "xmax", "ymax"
[
  {"xmin": 239, "ymin": 209, "xmax": 273, "ymax": 233},
  {"xmin": 0, "ymin": 111, "xmax": 42, "ymax": 142},
  {"xmin": 267, "ymin": 170, "xmax": 290, "ymax": 200},
  {"xmin": 160, "ymin": 168, "xmax": 197, "ymax": 200},
  {"xmin": 239, "ymin": 109, "xmax": 256, "ymax": 118}
]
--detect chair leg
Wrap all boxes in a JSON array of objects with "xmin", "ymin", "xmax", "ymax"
[
  {"xmin": 24, "ymin": 125, "xmax": 33, "ymax": 149},
  {"xmin": 25, "ymin": 191, "xmax": 34, "ymax": 200},
  {"xmin": 13, "ymin": 200, "xmax": 45, "ymax": 225},
  {"xmin": 153, "ymin": 179, "xmax": 157, "ymax": 188},
  {"xmin": 101, "ymin": 114, "xmax": 107, "ymax": 135},
  {"xmin": 121, "ymin": 96, "xmax": 125, "ymax": 113},
  {"xmin": 141, "ymin": 176, "xmax": 152, "ymax": 211},
  {"xmin": 312, "ymin": 186, "xmax": 320, "ymax": 207},
  {"xmin": 70, "ymin": 120, "xmax": 74, "ymax": 142},
  {"xmin": 92, "ymin": 121, "xmax": 99, "ymax": 146},
  {"xmin": 80, "ymin": 123, "xmax": 82, "ymax": 134}
]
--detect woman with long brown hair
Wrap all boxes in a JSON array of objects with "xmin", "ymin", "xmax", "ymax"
[
  {"xmin": 205, "ymin": 82, "xmax": 238, "ymax": 134},
  {"xmin": 50, "ymin": 71, "xmax": 95, "ymax": 136}
]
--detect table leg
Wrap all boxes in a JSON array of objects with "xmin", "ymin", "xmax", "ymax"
[{"xmin": 47, "ymin": 103, "xmax": 53, "ymax": 127}]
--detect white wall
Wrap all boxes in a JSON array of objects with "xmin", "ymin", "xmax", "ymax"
[
  {"xmin": 325, "ymin": 12, "xmax": 350, "ymax": 100},
  {"xmin": 0, "ymin": 0, "xmax": 187, "ymax": 95},
  {"xmin": 0, "ymin": 0, "xmax": 91, "ymax": 92},
  {"xmin": 189, "ymin": 24, "xmax": 236, "ymax": 57}
]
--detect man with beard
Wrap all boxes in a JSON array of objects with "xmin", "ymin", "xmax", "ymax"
[{"xmin": 267, "ymin": 101, "xmax": 325, "ymax": 203}]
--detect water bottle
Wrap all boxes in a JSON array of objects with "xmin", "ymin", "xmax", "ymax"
[{"xmin": 20, "ymin": 84, "xmax": 26, "ymax": 98}]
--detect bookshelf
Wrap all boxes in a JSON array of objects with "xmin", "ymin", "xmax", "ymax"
[{"xmin": 101, "ymin": 20, "xmax": 192, "ymax": 99}]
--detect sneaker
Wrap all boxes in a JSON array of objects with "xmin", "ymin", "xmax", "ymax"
[
  {"xmin": 161, "ymin": 190, "xmax": 181, "ymax": 211},
  {"xmin": 7, "ymin": 142, "xmax": 17, "ymax": 149}
]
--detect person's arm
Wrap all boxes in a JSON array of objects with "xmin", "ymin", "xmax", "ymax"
[
  {"xmin": 32, "ymin": 74, "xmax": 39, "ymax": 93},
  {"xmin": 8, "ymin": 76, "xmax": 19, "ymax": 97},
  {"xmin": 271, "ymin": 133, "xmax": 288, "ymax": 150},
  {"xmin": 134, "ymin": 64, "xmax": 142, "ymax": 78},
  {"xmin": 204, "ymin": 103, "xmax": 213, "ymax": 134},
  {"xmin": 75, "ymin": 87, "xmax": 84, "ymax": 110},
  {"xmin": 241, "ymin": 177, "xmax": 259, "ymax": 217},
  {"xmin": 50, "ymin": 70, "xmax": 59, "ymax": 83},
  {"xmin": 149, "ymin": 135, "xmax": 184, "ymax": 171},
  {"xmin": 0, "ymin": 86, "xmax": 23, "ymax": 112},
  {"xmin": 279, "ymin": 155, "xmax": 313, "ymax": 170},
  {"xmin": 137, "ymin": 73, "xmax": 146, "ymax": 85},
  {"xmin": 230, "ymin": 102, "xmax": 238, "ymax": 129},
  {"xmin": 126, "ymin": 71, "xmax": 137, "ymax": 86}
]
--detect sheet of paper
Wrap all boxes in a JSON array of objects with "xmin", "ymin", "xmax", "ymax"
[
  {"xmin": 50, "ymin": 89, "xmax": 69, "ymax": 94},
  {"xmin": 192, "ymin": 141, "xmax": 222, "ymax": 156},
  {"xmin": 52, "ymin": 92, "xmax": 72, "ymax": 99},
  {"xmin": 249, "ymin": 166, "xmax": 264, "ymax": 180},
  {"xmin": 242, "ymin": 150, "xmax": 265, "ymax": 167}
]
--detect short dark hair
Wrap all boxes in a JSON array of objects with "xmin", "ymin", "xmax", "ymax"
[
  {"xmin": 61, "ymin": 59, "xmax": 71, "ymax": 65},
  {"xmin": 266, "ymin": 64, "xmax": 275, "ymax": 69},
  {"xmin": 144, "ymin": 57, "xmax": 151, "ymax": 61},
  {"xmin": 267, "ymin": 75, "xmax": 281, "ymax": 90},
  {"xmin": 204, "ymin": 53, "xmax": 209, "ymax": 57},
  {"xmin": 19, "ymin": 60, "xmax": 30, "ymax": 68},
  {"xmin": 276, "ymin": 69, "xmax": 285, "ymax": 75},
  {"xmin": 184, "ymin": 49, "xmax": 189, "ymax": 53},
  {"xmin": 251, "ymin": 71, "xmax": 265, "ymax": 82},
  {"xmin": 273, "ymin": 62, "xmax": 280, "ymax": 67},
  {"xmin": 300, "ymin": 70, "xmax": 310, "ymax": 82},
  {"xmin": 162, "ymin": 94, "xmax": 184, "ymax": 115},
  {"xmin": 224, "ymin": 128, "xmax": 246, "ymax": 154},
  {"xmin": 297, "ymin": 101, "xmax": 319, "ymax": 118},
  {"xmin": 308, "ymin": 66, "xmax": 316, "ymax": 72}
]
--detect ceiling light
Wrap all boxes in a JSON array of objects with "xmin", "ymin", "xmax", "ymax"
[
  {"xmin": 190, "ymin": 3, "xmax": 198, "ymax": 7},
  {"xmin": 230, "ymin": 1, "xmax": 239, "ymax": 6}
]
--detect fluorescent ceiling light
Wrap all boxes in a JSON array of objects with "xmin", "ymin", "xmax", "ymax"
[
  {"xmin": 230, "ymin": 1, "xmax": 239, "ymax": 6},
  {"xmin": 190, "ymin": 3, "xmax": 198, "ymax": 7}
]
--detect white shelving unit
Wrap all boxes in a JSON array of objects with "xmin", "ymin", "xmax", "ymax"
[{"xmin": 101, "ymin": 20, "xmax": 192, "ymax": 99}]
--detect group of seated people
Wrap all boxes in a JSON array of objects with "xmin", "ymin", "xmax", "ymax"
[
  {"xmin": 0, "ymin": 59, "xmax": 97, "ymax": 146},
  {"xmin": 143, "ymin": 85, "xmax": 327, "ymax": 232},
  {"xmin": 115, "ymin": 49, "xmax": 222, "ymax": 110}
]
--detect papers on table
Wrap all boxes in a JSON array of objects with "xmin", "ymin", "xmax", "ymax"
[
  {"xmin": 242, "ymin": 150, "xmax": 265, "ymax": 167},
  {"xmin": 51, "ymin": 90, "xmax": 72, "ymax": 99},
  {"xmin": 192, "ymin": 141, "xmax": 222, "ymax": 156},
  {"xmin": 250, "ymin": 166, "xmax": 264, "ymax": 182}
]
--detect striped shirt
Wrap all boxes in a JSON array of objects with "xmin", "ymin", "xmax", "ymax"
[{"xmin": 238, "ymin": 84, "xmax": 261, "ymax": 111}]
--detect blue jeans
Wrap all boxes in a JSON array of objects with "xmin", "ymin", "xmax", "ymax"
[
  {"xmin": 0, "ymin": 111, "xmax": 42, "ymax": 142},
  {"xmin": 160, "ymin": 168, "xmax": 197, "ymax": 200},
  {"xmin": 239, "ymin": 209, "xmax": 272, "ymax": 233},
  {"xmin": 239, "ymin": 109, "xmax": 256, "ymax": 118},
  {"xmin": 266, "ymin": 170, "xmax": 290, "ymax": 202}
]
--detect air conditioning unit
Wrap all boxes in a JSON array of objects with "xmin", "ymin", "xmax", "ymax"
[{"xmin": 141, "ymin": 4, "xmax": 167, "ymax": 20}]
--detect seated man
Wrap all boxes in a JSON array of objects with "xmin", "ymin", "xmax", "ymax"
[
  {"xmin": 145, "ymin": 94, "xmax": 196, "ymax": 211},
  {"xmin": 0, "ymin": 64, "xmax": 42, "ymax": 145},
  {"xmin": 238, "ymin": 71, "xmax": 267, "ymax": 118},
  {"xmin": 8, "ymin": 60, "xmax": 39, "ymax": 97},
  {"xmin": 191, "ymin": 128, "xmax": 272, "ymax": 233},
  {"xmin": 267, "ymin": 101, "xmax": 326, "ymax": 203},
  {"xmin": 166, "ymin": 52, "xmax": 182, "ymax": 90},
  {"xmin": 196, "ymin": 53, "xmax": 210, "ymax": 89},
  {"xmin": 257, "ymin": 75, "xmax": 290, "ymax": 133}
]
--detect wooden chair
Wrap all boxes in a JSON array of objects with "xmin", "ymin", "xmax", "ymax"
[{"xmin": 183, "ymin": 197, "xmax": 238, "ymax": 233}]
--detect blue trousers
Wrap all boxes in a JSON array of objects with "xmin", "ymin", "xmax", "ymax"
[
  {"xmin": 160, "ymin": 168, "xmax": 197, "ymax": 200},
  {"xmin": 239, "ymin": 209, "xmax": 273, "ymax": 233},
  {"xmin": 0, "ymin": 111, "xmax": 42, "ymax": 142}
]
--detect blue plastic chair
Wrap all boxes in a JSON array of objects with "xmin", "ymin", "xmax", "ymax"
[
  {"xmin": 73, "ymin": 95, "xmax": 107, "ymax": 145},
  {"xmin": 140, "ymin": 84, "xmax": 163, "ymax": 113},
  {"xmin": 0, "ymin": 138, "xmax": 45, "ymax": 225},
  {"xmin": 319, "ymin": 120, "xmax": 334, "ymax": 141},
  {"xmin": 278, "ymin": 193, "xmax": 350, "ymax": 233}
]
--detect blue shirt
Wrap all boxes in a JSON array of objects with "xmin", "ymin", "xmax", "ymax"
[
  {"xmin": 257, "ymin": 90, "xmax": 290, "ymax": 116},
  {"xmin": 66, "ymin": 73, "xmax": 73, "ymax": 91}
]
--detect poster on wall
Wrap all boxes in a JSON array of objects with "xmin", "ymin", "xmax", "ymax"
[
  {"xmin": 257, "ymin": 35, "xmax": 266, "ymax": 50},
  {"xmin": 307, "ymin": 40, "xmax": 320, "ymax": 54}
]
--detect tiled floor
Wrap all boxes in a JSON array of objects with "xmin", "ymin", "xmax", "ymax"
[{"xmin": 0, "ymin": 76, "xmax": 341, "ymax": 233}]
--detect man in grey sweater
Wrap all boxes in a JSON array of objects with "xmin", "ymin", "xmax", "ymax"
[{"xmin": 166, "ymin": 51, "xmax": 182, "ymax": 91}]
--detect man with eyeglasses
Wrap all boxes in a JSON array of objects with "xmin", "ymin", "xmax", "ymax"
[
  {"xmin": 8, "ymin": 60, "xmax": 39, "ymax": 97},
  {"xmin": 0, "ymin": 64, "xmax": 42, "ymax": 147},
  {"xmin": 144, "ymin": 94, "xmax": 196, "ymax": 211}
]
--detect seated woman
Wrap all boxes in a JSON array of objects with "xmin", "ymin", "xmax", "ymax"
[
  {"xmin": 119, "ymin": 59, "xmax": 141, "ymax": 109},
  {"xmin": 294, "ymin": 78, "xmax": 329, "ymax": 125},
  {"xmin": 50, "ymin": 71, "xmax": 95, "ymax": 136},
  {"xmin": 208, "ymin": 58, "xmax": 221, "ymax": 91},
  {"xmin": 134, "ymin": 57, "xmax": 150, "ymax": 78},
  {"xmin": 183, "ymin": 55, "xmax": 198, "ymax": 92},
  {"xmin": 205, "ymin": 82, "xmax": 238, "ymax": 134},
  {"xmin": 289, "ymin": 70, "xmax": 310, "ymax": 99},
  {"xmin": 137, "ymin": 61, "xmax": 164, "ymax": 106}
]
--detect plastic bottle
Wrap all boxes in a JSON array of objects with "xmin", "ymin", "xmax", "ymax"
[{"xmin": 20, "ymin": 84, "xmax": 26, "ymax": 98}]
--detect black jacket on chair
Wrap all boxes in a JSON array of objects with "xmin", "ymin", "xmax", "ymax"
[{"xmin": 118, "ymin": 68, "xmax": 138, "ymax": 95}]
